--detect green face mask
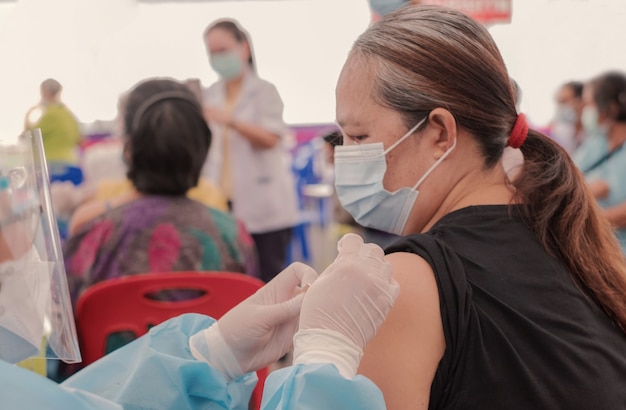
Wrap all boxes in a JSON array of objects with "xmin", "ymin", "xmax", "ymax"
[{"xmin": 210, "ymin": 51, "xmax": 243, "ymax": 80}]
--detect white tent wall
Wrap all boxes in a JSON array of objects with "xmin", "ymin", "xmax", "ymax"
[
  {"xmin": 491, "ymin": 0, "xmax": 626, "ymax": 128},
  {"xmin": 0, "ymin": 0, "xmax": 625, "ymax": 138},
  {"xmin": 0, "ymin": 0, "xmax": 370, "ymax": 139}
]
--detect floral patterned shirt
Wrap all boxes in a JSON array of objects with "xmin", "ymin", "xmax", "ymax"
[{"xmin": 63, "ymin": 196, "xmax": 258, "ymax": 307}]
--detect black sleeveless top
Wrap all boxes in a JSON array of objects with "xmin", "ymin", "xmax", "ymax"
[{"xmin": 386, "ymin": 205, "xmax": 626, "ymax": 410}]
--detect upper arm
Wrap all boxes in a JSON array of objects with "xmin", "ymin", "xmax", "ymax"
[
  {"xmin": 357, "ymin": 251, "xmax": 445, "ymax": 410},
  {"xmin": 68, "ymin": 199, "xmax": 107, "ymax": 236},
  {"xmin": 257, "ymin": 82, "xmax": 287, "ymax": 138},
  {"xmin": 605, "ymin": 200, "xmax": 626, "ymax": 228}
]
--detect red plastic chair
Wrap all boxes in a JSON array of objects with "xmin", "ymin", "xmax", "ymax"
[{"xmin": 75, "ymin": 272, "xmax": 267, "ymax": 410}]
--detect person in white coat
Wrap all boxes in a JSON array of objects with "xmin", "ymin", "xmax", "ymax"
[{"xmin": 202, "ymin": 18, "xmax": 299, "ymax": 283}]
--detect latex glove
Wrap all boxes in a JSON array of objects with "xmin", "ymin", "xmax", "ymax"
[
  {"xmin": 293, "ymin": 233, "xmax": 400, "ymax": 378},
  {"xmin": 189, "ymin": 262, "xmax": 318, "ymax": 380}
]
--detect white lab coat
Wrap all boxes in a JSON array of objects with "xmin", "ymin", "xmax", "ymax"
[{"xmin": 202, "ymin": 73, "xmax": 299, "ymax": 234}]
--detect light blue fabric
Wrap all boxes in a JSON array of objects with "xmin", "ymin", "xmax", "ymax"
[
  {"xmin": 573, "ymin": 133, "xmax": 626, "ymax": 252},
  {"xmin": 1, "ymin": 313, "xmax": 386, "ymax": 409},
  {"xmin": 63, "ymin": 313, "xmax": 256, "ymax": 410},
  {"xmin": 0, "ymin": 359, "xmax": 121, "ymax": 409},
  {"xmin": 262, "ymin": 363, "xmax": 387, "ymax": 410}
]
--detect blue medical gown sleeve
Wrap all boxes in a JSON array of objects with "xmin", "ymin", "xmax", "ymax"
[
  {"xmin": 261, "ymin": 363, "xmax": 387, "ymax": 410},
  {"xmin": 0, "ymin": 359, "xmax": 121, "ymax": 409},
  {"xmin": 62, "ymin": 313, "xmax": 257, "ymax": 410}
]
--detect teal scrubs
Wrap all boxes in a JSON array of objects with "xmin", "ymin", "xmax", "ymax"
[{"xmin": 573, "ymin": 133, "xmax": 626, "ymax": 252}]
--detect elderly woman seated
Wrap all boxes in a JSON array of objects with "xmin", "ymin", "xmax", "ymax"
[{"xmin": 63, "ymin": 78, "xmax": 258, "ymax": 307}]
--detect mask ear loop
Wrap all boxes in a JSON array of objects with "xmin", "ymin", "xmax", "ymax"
[
  {"xmin": 334, "ymin": 115, "xmax": 427, "ymax": 155},
  {"xmin": 383, "ymin": 117, "xmax": 428, "ymax": 156},
  {"xmin": 412, "ymin": 137, "xmax": 458, "ymax": 190}
]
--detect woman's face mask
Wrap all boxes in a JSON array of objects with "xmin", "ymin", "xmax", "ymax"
[
  {"xmin": 210, "ymin": 50, "xmax": 244, "ymax": 80},
  {"xmin": 368, "ymin": 0, "xmax": 408, "ymax": 17},
  {"xmin": 581, "ymin": 106, "xmax": 608, "ymax": 136},
  {"xmin": 333, "ymin": 117, "xmax": 457, "ymax": 236},
  {"xmin": 555, "ymin": 104, "xmax": 577, "ymax": 125}
]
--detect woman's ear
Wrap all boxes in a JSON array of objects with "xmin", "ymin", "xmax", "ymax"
[
  {"xmin": 426, "ymin": 108, "xmax": 457, "ymax": 159},
  {"xmin": 607, "ymin": 101, "xmax": 620, "ymax": 122},
  {"xmin": 122, "ymin": 142, "xmax": 131, "ymax": 167},
  {"xmin": 241, "ymin": 40, "xmax": 251, "ymax": 63}
]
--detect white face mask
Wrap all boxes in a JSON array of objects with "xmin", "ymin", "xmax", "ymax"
[
  {"xmin": 555, "ymin": 104, "xmax": 577, "ymax": 124},
  {"xmin": 0, "ymin": 247, "xmax": 54, "ymax": 363},
  {"xmin": 581, "ymin": 106, "xmax": 608, "ymax": 136},
  {"xmin": 334, "ymin": 117, "xmax": 456, "ymax": 236},
  {"xmin": 368, "ymin": 0, "xmax": 407, "ymax": 16}
]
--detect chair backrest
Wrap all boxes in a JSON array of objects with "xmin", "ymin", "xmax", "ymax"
[
  {"xmin": 75, "ymin": 271, "xmax": 267, "ymax": 409},
  {"xmin": 48, "ymin": 162, "xmax": 84, "ymax": 186}
]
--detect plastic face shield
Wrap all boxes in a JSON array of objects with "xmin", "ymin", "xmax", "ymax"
[{"xmin": 0, "ymin": 130, "xmax": 81, "ymax": 364}]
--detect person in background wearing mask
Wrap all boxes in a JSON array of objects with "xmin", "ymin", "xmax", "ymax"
[
  {"xmin": 334, "ymin": 6, "xmax": 626, "ymax": 408},
  {"xmin": 368, "ymin": 0, "xmax": 421, "ymax": 21},
  {"xmin": 201, "ymin": 19, "xmax": 299, "ymax": 284},
  {"xmin": 549, "ymin": 80, "xmax": 586, "ymax": 154},
  {"xmin": 1, "ymin": 133, "xmax": 399, "ymax": 409},
  {"xmin": 573, "ymin": 71, "xmax": 626, "ymax": 254}
]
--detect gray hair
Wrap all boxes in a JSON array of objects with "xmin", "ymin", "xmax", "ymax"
[{"xmin": 348, "ymin": 5, "xmax": 518, "ymax": 166}]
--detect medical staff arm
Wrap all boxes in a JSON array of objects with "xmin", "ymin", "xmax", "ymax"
[
  {"xmin": 189, "ymin": 262, "xmax": 318, "ymax": 380},
  {"xmin": 0, "ymin": 359, "xmax": 122, "ymax": 410},
  {"xmin": 63, "ymin": 314, "xmax": 256, "ymax": 410},
  {"xmin": 220, "ymin": 81, "xmax": 286, "ymax": 150},
  {"xmin": 204, "ymin": 102, "xmax": 280, "ymax": 149},
  {"xmin": 604, "ymin": 200, "xmax": 626, "ymax": 228},
  {"xmin": 228, "ymin": 119, "xmax": 281, "ymax": 149},
  {"xmin": 262, "ymin": 363, "xmax": 387, "ymax": 410},
  {"xmin": 261, "ymin": 234, "xmax": 399, "ymax": 409}
]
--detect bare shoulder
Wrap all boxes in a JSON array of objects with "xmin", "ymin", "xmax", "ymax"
[
  {"xmin": 358, "ymin": 251, "xmax": 445, "ymax": 410},
  {"xmin": 68, "ymin": 199, "xmax": 108, "ymax": 236}
]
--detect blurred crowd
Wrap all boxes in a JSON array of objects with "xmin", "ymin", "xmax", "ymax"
[{"xmin": 14, "ymin": 1, "xmax": 626, "ymax": 402}]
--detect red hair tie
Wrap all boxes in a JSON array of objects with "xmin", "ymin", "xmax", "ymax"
[{"xmin": 508, "ymin": 113, "xmax": 528, "ymax": 149}]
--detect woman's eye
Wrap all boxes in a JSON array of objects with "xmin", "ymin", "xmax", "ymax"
[
  {"xmin": 339, "ymin": 131, "xmax": 368, "ymax": 144},
  {"xmin": 350, "ymin": 135, "xmax": 368, "ymax": 143}
]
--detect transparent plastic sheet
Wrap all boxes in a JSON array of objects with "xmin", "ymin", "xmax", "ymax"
[{"xmin": 0, "ymin": 129, "xmax": 81, "ymax": 363}]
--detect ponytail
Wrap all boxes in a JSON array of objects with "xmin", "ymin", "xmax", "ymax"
[{"xmin": 513, "ymin": 129, "xmax": 626, "ymax": 332}]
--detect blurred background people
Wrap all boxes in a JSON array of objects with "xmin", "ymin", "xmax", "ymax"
[
  {"xmin": 368, "ymin": 0, "xmax": 421, "ymax": 21},
  {"xmin": 549, "ymin": 80, "xmax": 586, "ymax": 154},
  {"xmin": 202, "ymin": 18, "xmax": 299, "ymax": 283},
  {"xmin": 24, "ymin": 78, "xmax": 82, "ymax": 164},
  {"xmin": 573, "ymin": 70, "xmax": 626, "ymax": 253},
  {"xmin": 63, "ymin": 78, "xmax": 258, "ymax": 309},
  {"xmin": 50, "ymin": 83, "xmax": 229, "ymax": 242},
  {"xmin": 85, "ymin": 83, "xmax": 229, "ymax": 213}
]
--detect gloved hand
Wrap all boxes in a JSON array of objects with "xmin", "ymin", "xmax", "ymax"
[
  {"xmin": 293, "ymin": 233, "xmax": 400, "ymax": 378},
  {"xmin": 189, "ymin": 262, "xmax": 318, "ymax": 380}
]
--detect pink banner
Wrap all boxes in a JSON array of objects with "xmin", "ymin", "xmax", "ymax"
[{"xmin": 421, "ymin": 0, "xmax": 512, "ymax": 24}]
